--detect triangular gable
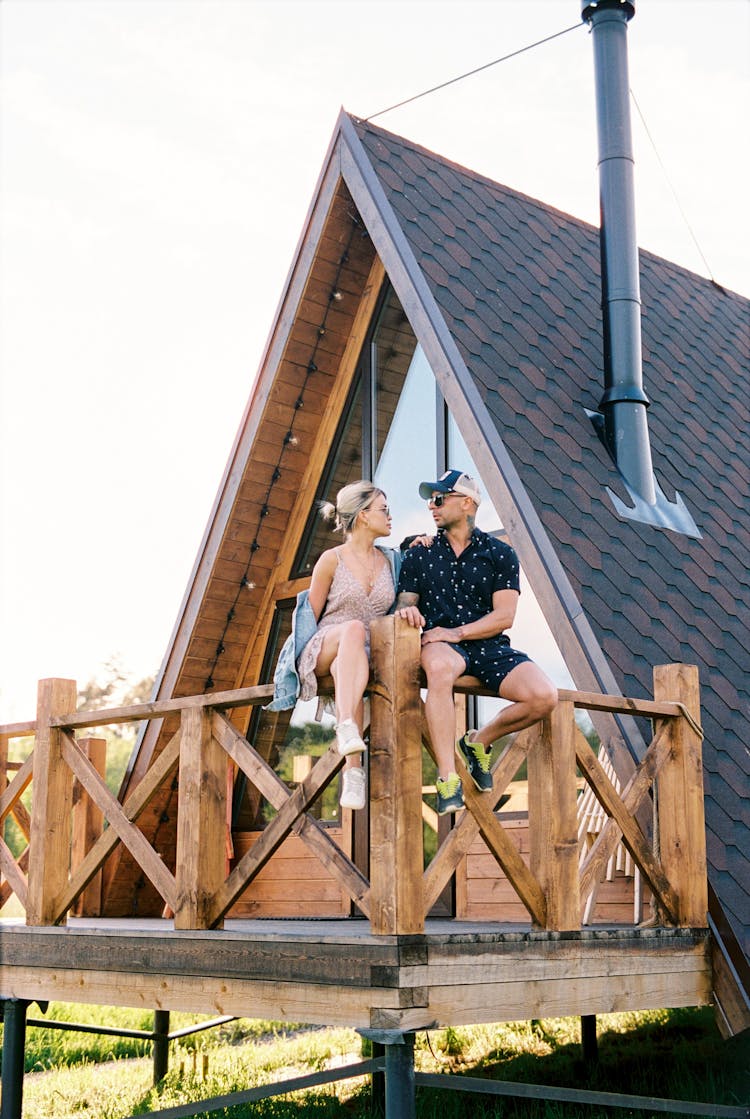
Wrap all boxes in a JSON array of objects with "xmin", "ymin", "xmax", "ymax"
[{"xmin": 109, "ymin": 112, "xmax": 749, "ymax": 993}]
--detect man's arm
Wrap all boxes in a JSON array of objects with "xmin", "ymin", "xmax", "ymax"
[{"xmin": 420, "ymin": 588, "xmax": 519, "ymax": 646}]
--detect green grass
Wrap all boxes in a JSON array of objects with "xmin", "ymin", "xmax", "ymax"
[{"xmin": 2, "ymin": 1004, "xmax": 747, "ymax": 1118}]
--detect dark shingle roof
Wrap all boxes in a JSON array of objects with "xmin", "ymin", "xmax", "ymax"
[{"xmin": 353, "ymin": 116, "xmax": 750, "ymax": 962}]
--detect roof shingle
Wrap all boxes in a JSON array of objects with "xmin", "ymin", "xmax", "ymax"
[{"xmin": 354, "ymin": 116, "xmax": 750, "ymax": 964}]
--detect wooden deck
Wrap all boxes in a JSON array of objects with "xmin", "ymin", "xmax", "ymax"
[
  {"xmin": 0, "ymin": 916, "xmax": 711, "ymax": 1031},
  {"xmin": 1, "ymin": 618, "xmax": 712, "ymax": 1039}
]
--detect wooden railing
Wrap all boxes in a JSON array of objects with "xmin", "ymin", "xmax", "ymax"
[{"xmin": 0, "ymin": 617, "xmax": 707, "ymax": 936}]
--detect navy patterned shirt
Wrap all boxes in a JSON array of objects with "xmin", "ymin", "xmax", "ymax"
[{"xmin": 397, "ymin": 528, "xmax": 520, "ymax": 639}]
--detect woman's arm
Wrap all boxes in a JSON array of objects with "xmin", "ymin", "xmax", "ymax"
[{"xmin": 307, "ymin": 548, "xmax": 338, "ymax": 620}]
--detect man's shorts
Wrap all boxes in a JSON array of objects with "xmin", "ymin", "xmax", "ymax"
[{"xmin": 449, "ymin": 638, "xmax": 531, "ymax": 694}]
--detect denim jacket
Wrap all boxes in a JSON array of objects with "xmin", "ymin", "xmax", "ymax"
[{"xmin": 266, "ymin": 545, "xmax": 402, "ymax": 712}]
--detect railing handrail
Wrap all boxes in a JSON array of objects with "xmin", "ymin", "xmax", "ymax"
[
  {"xmin": 0, "ymin": 681, "xmax": 684, "ymax": 741},
  {"xmin": 453, "ymin": 678, "xmax": 684, "ymax": 719},
  {"xmin": 2, "ymin": 645, "xmax": 707, "ymax": 936},
  {"xmin": 0, "ymin": 720, "xmax": 37, "ymax": 738}
]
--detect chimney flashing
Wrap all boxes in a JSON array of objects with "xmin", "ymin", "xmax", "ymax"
[
  {"xmin": 607, "ymin": 480, "xmax": 703, "ymax": 539},
  {"xmin": 586, "ymin": 409, "xmax": 702, "ymax": 538}
]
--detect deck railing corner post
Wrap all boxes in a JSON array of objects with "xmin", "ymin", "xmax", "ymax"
[
  {"xmin": 653, "ymin": 663, "xmax": 707, "ymax": 928},
  {"xmin": 369, "ymin": 616, "xmax": 424, "ymax": 935},
  {"xmin": 528, "ymin": 697, "xmax": 580, "ymax": 931},
  {"xmin": 26, "ymin": 678, "xmax": 77, "ymax": 926},
  {"xmin": 174, "ymin": 703, "xmax": 226, "ymax": 930}
]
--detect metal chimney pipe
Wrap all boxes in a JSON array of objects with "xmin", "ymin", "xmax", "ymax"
[{"xmin": 582, "ymin": 0, "xmax": 656, "ymax": 505}]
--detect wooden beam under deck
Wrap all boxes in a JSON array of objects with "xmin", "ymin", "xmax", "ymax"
[{"xmin": 0, "ymin": 918, "xmax": 711, "ymax": 1032}]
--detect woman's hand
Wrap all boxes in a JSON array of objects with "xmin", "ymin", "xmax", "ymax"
[{"xmin": 409, "ymin": 534, "xmax": 433, "ymax": 548}]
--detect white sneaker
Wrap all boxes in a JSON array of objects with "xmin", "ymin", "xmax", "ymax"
[
  {"xmin": 334, "ymin": 719, "xmax": 366, "ymax": 756},
  {"xmin": 340, "ymin": 766, "xmax": 367, "ymax": 810}
]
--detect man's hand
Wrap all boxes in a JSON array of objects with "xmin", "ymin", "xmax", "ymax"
[
  {"xmin": 396, "ymin": 605, "xmax": 426, "ymax": 628},
  {"xmin": 421, "ymin": 625, "xmax": 463, "ymax": 645},
  {"xmin": 395, "ymin": 592, "xmax": 425, "ymax": 629}
]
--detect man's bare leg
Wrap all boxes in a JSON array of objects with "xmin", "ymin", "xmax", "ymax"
[
  {"xmin": 470, "ymin": 661, "xmax": 558, "ymax": 750},
  {"xmin": 421, "ymin": 642, "xmax": 467, "ymax": 778}
]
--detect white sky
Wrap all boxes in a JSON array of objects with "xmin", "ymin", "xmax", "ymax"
[{"xmin": 1, "ymin": 0, "xmax": 748, "ymax": 721}]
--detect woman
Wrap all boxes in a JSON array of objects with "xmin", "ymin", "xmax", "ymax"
[{"xmin": 269, "ymin": 481, "xmax": 400, "ymax": 810}]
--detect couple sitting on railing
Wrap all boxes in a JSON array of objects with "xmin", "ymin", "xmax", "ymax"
[{"xmin": 269, "ymin": 469, "xmax": 558, "ymax": 813}]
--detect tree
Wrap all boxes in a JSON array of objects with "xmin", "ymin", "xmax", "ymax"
[{"xmin": 77, "ymin": 656, "xmax": 155, "ymax": 792}]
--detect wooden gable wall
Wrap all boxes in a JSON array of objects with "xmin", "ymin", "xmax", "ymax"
[{"xmin": 102, "ymin": 177, "xmax": 385, "ymax": 915}]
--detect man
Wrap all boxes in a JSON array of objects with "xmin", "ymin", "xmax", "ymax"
[{"xmin": 396, "ymin": 469, "xmax": 558, "ymax": 814}]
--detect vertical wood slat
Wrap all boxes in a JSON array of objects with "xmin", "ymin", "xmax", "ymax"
[
  {"xmin": 174, "ymin": 707, "xmax": 227, "ymax": 930},
  {"xmin": 452, "ymin": 693, "xmax": 469, "ymax": 919},
  {"xmin": 528, "ymin": 698, "xmax": 580, "ymax": 930},
  {"xmin": 653, "ymin": 664, "xmax": 708, "ymax": 927},
  {"xmin": 71, "ymin": 737, "xmax": 106, "ymax": 916},
  {"xmin": 27, "ymin": 678, "xmax": 78, "ymax": 925},
  {"xmin": 0, "ymin": 731, "xmax": 8, "ymax": 798},
  {"xmin": 369, "ymin": 616, "xmax": 424, "ymax": 935}
]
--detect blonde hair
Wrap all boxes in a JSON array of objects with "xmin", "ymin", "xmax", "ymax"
[{"xmin": 319, "ymin": 481, "xmax": 385, "ymax": 536}]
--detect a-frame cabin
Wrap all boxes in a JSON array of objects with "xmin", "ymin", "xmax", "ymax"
[
  {"xmin": 2, "ymin": 104, "xmax": 748, "ymax": 1113},
  {"xmin": 106, "ymin": 105, "xmax": 747, "ymax": 1013}
]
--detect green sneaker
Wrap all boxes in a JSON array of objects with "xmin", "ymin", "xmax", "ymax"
[
  {"xmin": 436, "ymin": 772, "xmax": 464, "ymax": 815},
  {"xmin": 457, "ymin": 731, "xmax": 493, "ymax": 791}
]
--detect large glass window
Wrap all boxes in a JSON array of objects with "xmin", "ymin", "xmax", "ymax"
[
  {"xmin": 448, "ymin": 413, "xmax": 572, "ymax": 688},
  {"xmin": 254, "ymin": 280, "xmax": 574, "ymax": 842},
  {"xmin": 293, "ymin": 283, "xmax": 439, "ymax": 575},
  {"xmin": 294, "ymin": 380, "xmax": 363, "ymax": 577},
  {"xmin": 373, "ymin": 344, "xmax": 437, "ymax": 546},
  {"xmin": 282, "ymin": 283, "xmax": 441, "ymax": 831},
  {"xmin": 446, "ymin": 414, "xmax": 502, "ymax": 535},
  {"xmin": 447, "ymin": 413, "xmax": 573, "ymax": 751}
]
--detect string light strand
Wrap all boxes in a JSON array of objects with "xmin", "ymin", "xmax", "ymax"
[{"xmin": 201, "ymin": 214, "xmax": 363, "ymax": 691}]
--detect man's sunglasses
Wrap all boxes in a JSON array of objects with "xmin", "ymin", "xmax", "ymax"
[{"xmin": 428, "ymin": 491, "xmax": 461, "ymax": 507}]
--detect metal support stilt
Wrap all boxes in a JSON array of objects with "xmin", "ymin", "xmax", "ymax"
[
  {"xmin": 384, "ymin": 1032, "xmax": 415, "ymax": 1119},
  {"xmin": 581, "ymin": 1014, "xmax": 598, "ymax": 1065},
  {"xmin": 369, "ymin": 1040, "xmax": 385, "ymax": 1117},
  {"xmin": 152, "ymin": 1009, "xmax": 170, "ymax": 1085},
  {"xmin": 358, "ymin": 1028, "xmax": 415, "ymax": 1119},
  {"xmin": 1, "ymin": 999, "xmax": 29, "ymax": 1119}
]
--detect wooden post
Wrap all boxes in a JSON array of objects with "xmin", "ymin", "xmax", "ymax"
[
  {"xmin": 0, "ymin": 732, "xmax": 8, "ymax": 795},
  {"xmin": 174, "ymin": 706, "xmax": 226, "ymax": 930},
  {"xmin": 527, "ymin": 698, "xmax": 580, "ymax": 930},
  {"xmin": 653, "ymin": 664, "xmax": 707, "ymax": 927},
  {"xmin": 369, "ymin": 616, "xmax": 424, "ymax": 935},
  {"xmin": 71, "ymin": 737, "xmax": 106, "ymax": 916},
  {"xmin": 26, "ymin": 678, "xmax": 77, "ymax": 926}
]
